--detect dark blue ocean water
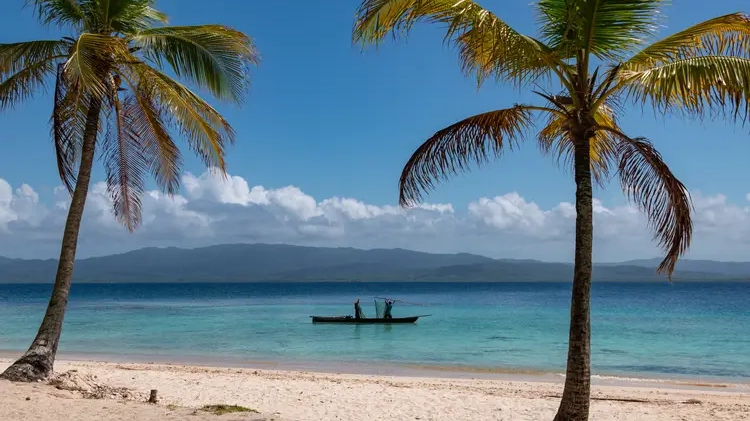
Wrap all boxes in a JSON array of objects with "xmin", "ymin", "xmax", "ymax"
[{"xmin": 1, "ymin": 282, "xmax": 748, "ymax": 380}]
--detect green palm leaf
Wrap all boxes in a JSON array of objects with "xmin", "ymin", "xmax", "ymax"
[
  {"xmin": 620, "ymin": 55, "xmax": 750, "ymax": 121},
  {"xmin": 0, "ymin": 40, "xmax": 70, "ymax": 78},
  {"xmin": 536, "ymin": 0, "xmax": 665, "ymax": 60},
  {"xmin": 132, "ymin": 25, "xmax": 259, "ymax": 103},
  {"xmin": 122, "ymin": 63, "xmax": 235, "ymax": 171},
  {"xmin": 64, "ymin": 33, "xmax": 130, "ymax": 100},
  {"xmin": 92, "ymin": 0, "xmax": 168, "ymax": 34},
  {"xmin": 353, "ymin": 0, "xmax": 561, "ymax": 87},
  {"xmin": 24, "ymin": 0, "xmax": 85, "ymax": 29},
  {"xmin": 117, "ymin": 67, "xmax": 182, "ymax": 196},
  {"xmin": 0, "ymin": 41, "xmax": 68, "ymax": 110},
  {"xmin": 625, "ymin": 12, "xmax": 750, "ymax": 69}
]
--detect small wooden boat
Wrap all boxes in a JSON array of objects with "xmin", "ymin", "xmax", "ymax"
[{"xmin": 310, "ymin": 316, "xmax": 419, "ymax": 324}]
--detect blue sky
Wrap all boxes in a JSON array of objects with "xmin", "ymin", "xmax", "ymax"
[
  {"xmin": 1, "ymin": 0, "xmax": 749, "ymax": 260},
  {"xmin": 0, "ymin": 0, "xmax": 747, "ymax": 208}
]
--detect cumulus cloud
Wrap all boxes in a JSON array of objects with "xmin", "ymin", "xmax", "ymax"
[{"xmin": 1, "ymin": 170, "xmax": 749, "ymax": 262}]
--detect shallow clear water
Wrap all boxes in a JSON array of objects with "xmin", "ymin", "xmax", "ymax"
[{"xmin": 1, "ymin": 282, "xmax": 748, "ymax": 380}]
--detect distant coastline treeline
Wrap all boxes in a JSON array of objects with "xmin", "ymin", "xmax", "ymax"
[{"xmin": 2, "ymin": 244, "xmax": 749, "ymax": 283}]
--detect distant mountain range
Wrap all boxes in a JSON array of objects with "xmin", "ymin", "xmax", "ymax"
[{"xmin": 1, "ymin": 243, "xmax": 748, "ymax": 283}]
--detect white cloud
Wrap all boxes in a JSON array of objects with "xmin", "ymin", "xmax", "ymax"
[
  {"xmin": 1, "ymin": 170, "xmax": 750, "ymax": 262},
  {"xmin": 0, "ymin": 180, "xmax": 47, "ymax": 230}
]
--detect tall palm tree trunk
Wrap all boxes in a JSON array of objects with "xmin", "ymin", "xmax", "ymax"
[
  {"xmin": 554, "ymin": 133, "xmax": 594, "ymax": 421},
  {"xmin": 0, "ymin": 99, "xmax": 102, "ymax": 382}
]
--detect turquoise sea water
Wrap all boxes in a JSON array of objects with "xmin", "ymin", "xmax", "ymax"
[{"xmin": 1, "ymin": 282, "xmax": 749, "ymax": 380}]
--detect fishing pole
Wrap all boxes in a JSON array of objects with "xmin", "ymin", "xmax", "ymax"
[{"xmin": 373, "ymin": 297, "xmax": 429, "ymax": 307}]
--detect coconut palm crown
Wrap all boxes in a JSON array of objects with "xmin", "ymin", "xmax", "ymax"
[
  {"xmin": 353, "ymin": 1, "xmax": 750, "ymax": 420},
  {"xmin": 1, "ymin": 0, "xmax": 259, "ymax": 229}
]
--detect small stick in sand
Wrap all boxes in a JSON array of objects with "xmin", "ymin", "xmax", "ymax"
[{"xmin": 148, "ymin": 389, "xmax": 158, "ymax": 404}]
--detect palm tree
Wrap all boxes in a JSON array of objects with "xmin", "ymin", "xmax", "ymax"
[
  {"xmin": 0, "ymin": 0, "xmax": 258, "ymax": 382},
  {"xmin": 353, "ymin": 1, "xmax": 749, "ymax": 419}
]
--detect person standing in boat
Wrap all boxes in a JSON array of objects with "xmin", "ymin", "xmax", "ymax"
[
  {"xmin": 354, "ymin": 299, "xmax": 362, "ymax": 319},
  {"xmin": 384, "ymin": 300, "xmax": 393, "ymax": 319}
]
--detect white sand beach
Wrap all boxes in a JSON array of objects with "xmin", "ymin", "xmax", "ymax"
[{"xmin": 1, "ymin": 358, "xmax": 749, "ymax": 421}]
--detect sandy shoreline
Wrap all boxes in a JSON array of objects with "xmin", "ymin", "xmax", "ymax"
[
  {"xmin": 2, "ymin": 350, "xmax": 747, "ymax": 389},
  {"xmin": 2, "ymin": 358, "xmax": 749, "ymax": 420}
]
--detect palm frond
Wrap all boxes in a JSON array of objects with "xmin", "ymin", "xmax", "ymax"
[
  {"xmin": 537, "ymin": 103, "xmax": 619, "ymax": 186},
  {"xmin": 122, "ymin": 63, "xmax": 235, "ymax": 171},
  {"xmin": 117, "ymin": 66, "xmax": 182, "ymax": 195},
  {"xmin": 353, "ymin": 0, "xmax": 561, "ymax": 87},
  {"xmin": 399, "ymin": 105, "xmax": 535, "ymax": 207},
  {"xmin": 64, "ymin": 33, "xmax": 131, "ymax": 100},
  {"xmin": 535, "ymin": 0, "xmax": 665, "ymax": 60},
  {"xmin": 24, "ymin": 0, "xmax": 85, "ymax": 30},
  {"xmin": 137, "ymin": 4, "xmax": 168, "ymax": 26},
  {"xmin": 131, "ymin": 25, "xmax": 259, "ymax": 103},
  {"xmin": 0, "ymin": 45, "xmax": 67, "ymax": 110},
  {"xmin": 0, "ymin": 40, "xmax": 70, "ymax": 79},
  {"xmin": 624, "ymin": 12, "xmax": 750, "ymax": 70},
  {"xmin": 51, "ymin": 63, "xmax": 87, "ymax": 194},
  {"xmin": 619, "ymin": 55, "xmax": 750, "ymax": 123},
  {"xmin": 102, "ymin": 88, "xmax": 148, "ymax": 232},
  {"xmin": 603, "ymin": 128, "xmax": 692, "ymax": 278},
  {"xmin": 95, "ymin": 0, "xmax": 168, "ymax": 34}
]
